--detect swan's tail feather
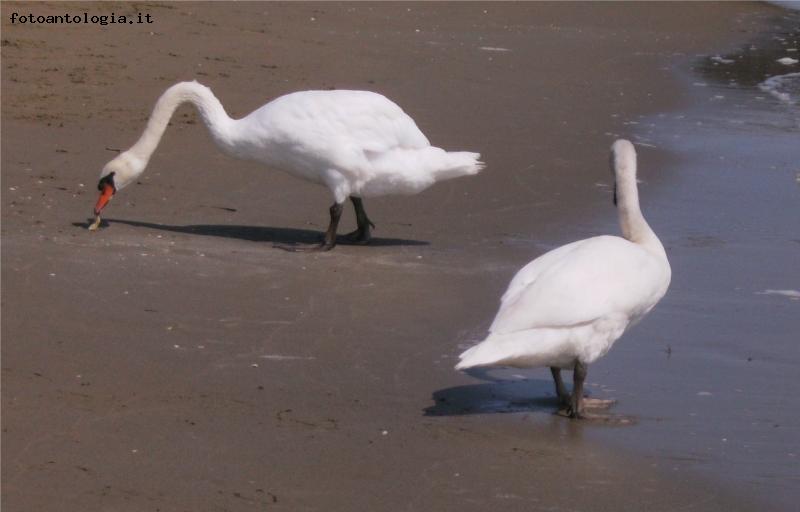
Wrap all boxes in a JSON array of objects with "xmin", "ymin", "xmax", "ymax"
[
  {"xmin": 359, "ymin": 147, "xmax": 483, "ymax": 196},
  {"xmin": 455, "ymin": 333, "xmax": 522, "ymax": 370},
  {"xmin": 455, "ymin": 329, "xmax": 576, "ymax": 371},
  {"xmin": 432, "ymin": 151, "xmax": 485, "ymax": 181}
]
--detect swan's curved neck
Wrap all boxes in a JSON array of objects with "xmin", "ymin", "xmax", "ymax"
[
  {"xmin": 616, "ymin": 171, "xmax": 666, "ymax": 258},
  {"xmin": 128, "ymin": 81, "xmax": 237, "ymax": 166}
]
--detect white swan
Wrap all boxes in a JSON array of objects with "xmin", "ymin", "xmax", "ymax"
[
  {"xmin": 455, "ymin": 140, "xmax": 671, "ymax": 419},
  {"xmin": 90, "ymin": 81, "xmax": 484, "ymax": 249}
]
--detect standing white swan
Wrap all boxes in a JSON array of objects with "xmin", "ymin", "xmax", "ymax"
[
  {"xmin": 90, "ymin": 81, "xmax": 484, "ymax": 249},
  {"xmin": 455, "ymin": 140, "xmax": 670, "ymax": 419}
]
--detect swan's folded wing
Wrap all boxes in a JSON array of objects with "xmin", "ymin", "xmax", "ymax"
[
  {"xmin": 490, "ymin": 236, "xmax": 664, "ymax": 334},
  {"xmin": 259, "ymin": 91, "xmax": 431, "ymax": 181},
  {"xmin": 267, "ymin": 91, "xmax": 428, "ymax": 152},
  {"xmin": 496, "ymin": 239, "xmax": 589, "ymax": 309},
  {"xmin": 339, "ymin": 103, "xmax": 430, "ymax": 153}
]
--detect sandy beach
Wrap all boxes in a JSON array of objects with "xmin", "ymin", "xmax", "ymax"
[{"xmin": 3, "ymin": 2, "xmax": 797, "ymax": 511}]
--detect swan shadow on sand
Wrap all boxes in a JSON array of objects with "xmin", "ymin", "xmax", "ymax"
[
  {"xmin": 74, "ymin": 218, "xmax": 428, "ymax": 247},
  {"xmin": 424, "ymin": 367, "xmax": 559, "ymax": 417}
]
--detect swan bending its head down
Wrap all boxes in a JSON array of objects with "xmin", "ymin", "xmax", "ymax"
[
  {"xmin": 90, "ymin": 81, "xmax": 484, "ymax": 249},
  {"xmin": 455, "ymin": 140, "xmax": 671, "ymax": 419}
]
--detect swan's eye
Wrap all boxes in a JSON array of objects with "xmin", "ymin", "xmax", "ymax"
[{"xmin": 97, "ymin": 172, "xmax": 116, "ymax": 192}]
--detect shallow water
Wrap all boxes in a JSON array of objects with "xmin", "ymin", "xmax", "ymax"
[
  {"xmin": 588, "ymin": 10, "xmax": 800, "ymax": 510},
  {"xmin": 462, "ymin": 9, "xmax": 800, "ymax": 509}
]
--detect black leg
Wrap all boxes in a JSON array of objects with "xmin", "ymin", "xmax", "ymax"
[
  {"xmin": 320, "ymin": 201, "xmax": 344, "ymax": 250},
  {"xmin": 569, "ymin": 360, "xmax": 588, "ymax": 419},
  {"xmin": 343, "ymin": 196, "xmax": 375, "ymax": 244},
  {"xmin": 274, "ymin": 201, "xmax": 343, "ymax": 252},
  {"xmin": 550, "ymin": 367, "xmax": 570, "ymax": 408}
]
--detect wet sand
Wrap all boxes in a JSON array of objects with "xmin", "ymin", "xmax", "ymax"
[{"xmin": 2, "ymin": 2, "xmax": 792, "ymax": 510}]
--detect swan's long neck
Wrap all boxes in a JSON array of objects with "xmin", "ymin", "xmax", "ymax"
[
  {"xmin": 612, "ymin": 141, "xmax": 666, "ymax": 259},
  {"xmin": 128, "ymin": 81, "xmax": 237, "ymax": 167}
]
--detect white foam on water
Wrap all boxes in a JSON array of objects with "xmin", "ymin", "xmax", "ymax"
[
  {"xmin": 479, "ymin": 46, "xmax": 511, "ymax": 52},
  {"xmin": 766, "ymin": 1, "xmax": 800, "ymax": 11},
  {"xmin": 758, "ymin": 72, "xmax": 800, "ymax": 104},
  {"xmin": 755, "ymin": 289, "xmax": 800, "ymax": 299},
  {"xmin": 711, "ymin": 55, "xmax": 735, "ymax": 64}
]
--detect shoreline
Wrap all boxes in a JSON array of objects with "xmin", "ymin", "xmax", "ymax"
[
  {"xmin": 584, "ymin": 9, "xmax": 800, "ymax": 508},
  {"xmin": 2, "ymin": 2, "xmax": 792, "ymax": 510}
]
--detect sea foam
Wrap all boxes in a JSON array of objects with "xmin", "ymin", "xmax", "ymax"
[
  {"xmin": 758, "ymin": 72, "xmax": 800, "ymax": 104},
  {"xmin": 766, "ymin": 1, "xmax": 800, "ymax": 11}
]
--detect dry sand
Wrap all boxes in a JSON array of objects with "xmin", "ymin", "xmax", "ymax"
[{"xmin": 1, "ymin": 2, "xmax": 787, "ymax": 510}]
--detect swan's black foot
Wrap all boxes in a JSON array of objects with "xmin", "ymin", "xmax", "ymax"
[
  {"xmin": 347, "ymin": 197, "xmax": 374, "ymax": 244},
  {"xmin": 555, "ymin": 408, "xmax": 601, "ymax": 420},
  {"xmin": 556, "ymin": 403, "xmax": 598, "ymax": 420},
  {"xmin": 555, "ymin": 396, "xmax": 615, "ymax": 419},
  {"xmin": 342, "ymin": 228, "xmax": 372, "ymax": 245},
  {"xmin": 555, "ymin": 407, "xmax": 635, "ymax": 425},
  {"xmin": 556, "ymin": 404, "xmax": 584, "ymax": 419}
]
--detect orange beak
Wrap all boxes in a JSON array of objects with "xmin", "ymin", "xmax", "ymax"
[{"xmin": 94, "ymin": 183, "xmax": 115, "ymax": 216}]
